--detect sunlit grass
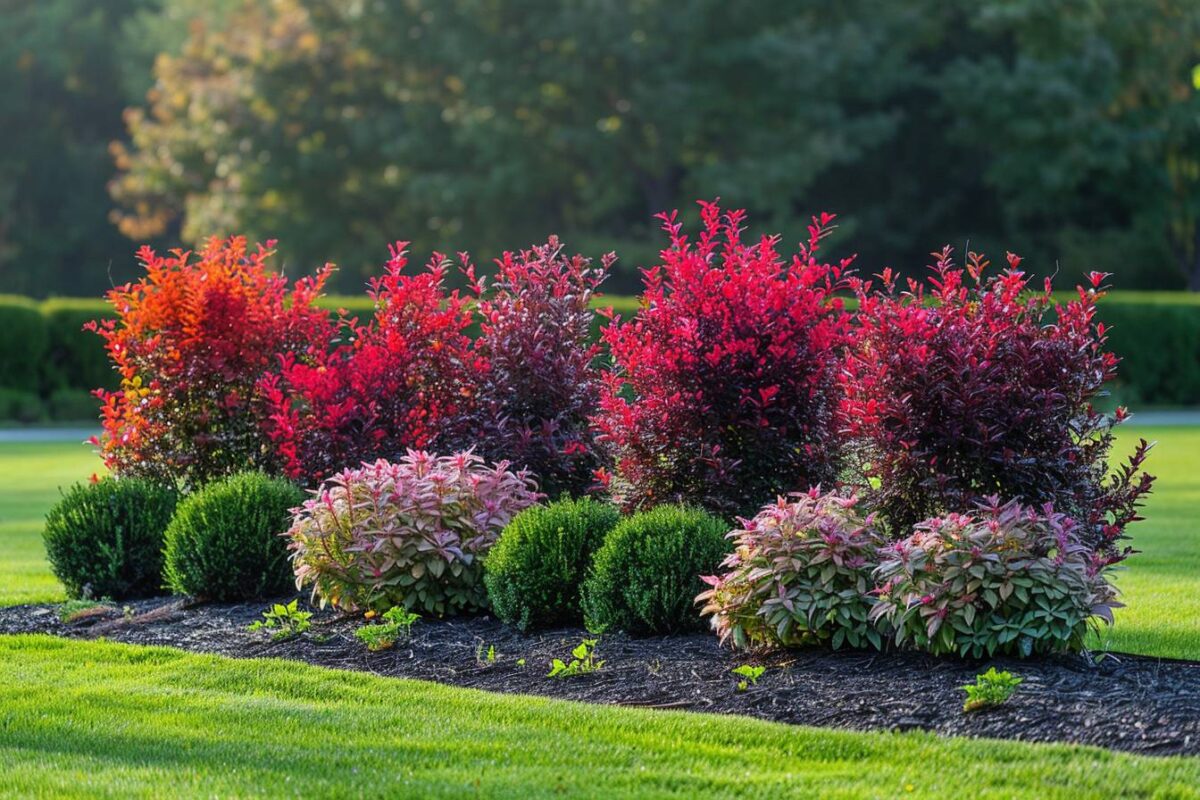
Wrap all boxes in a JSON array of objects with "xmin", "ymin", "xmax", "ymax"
[{"xmin": 0, "ymin": 635, "xmax": 1197, "ymax": 799}]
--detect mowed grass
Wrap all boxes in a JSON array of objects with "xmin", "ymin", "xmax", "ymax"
[
  {"xmin": 0, "ymin": 439, "xmax": 102, "ymax": 605},
  {"xmin": 0, "ymin": 429, "xmax": 1196, "ymax": 658},
  {"xmin": 1100, "ymin": 428, "xmax": 1200, "ymax": 659},
  {"xmin": 0, "ymin": 635, "xmax": 1195, "ymax": 799}
]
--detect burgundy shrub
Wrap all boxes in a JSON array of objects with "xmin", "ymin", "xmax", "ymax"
[
  {"xmin": 840, "ymin": 249, "xmax": 1153, "ymax": 564},
  {"xmin": 468, "ymin": 237, "xmax": 613, "ymax": 497}
]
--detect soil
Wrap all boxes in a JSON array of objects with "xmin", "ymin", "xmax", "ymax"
[{"xmin": 2, "ymin": 596, "xmax": 1197, "ymax": 756}]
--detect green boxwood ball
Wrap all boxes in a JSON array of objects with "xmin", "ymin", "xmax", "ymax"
[
  {"xmin": 583, "ymin": 505, "xmax": 731, "ymax": 635},
  {"xmin": 163, "ymin": 472, "xmax": 304, "ymax": 601},
  {"xmin": 484, "ymin": 497, "xmax": 621, "ymax": 630},
  {"xmin": 43, "ymin": 477, "xmax": 177, "ymax": 600}
]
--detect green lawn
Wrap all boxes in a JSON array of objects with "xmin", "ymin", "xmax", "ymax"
[
  {"xmin": 0, "ymin": 440, "xmax": 102, "ymax": 606},
  {"xmin": 0, "ymin": 635, "xmax": 1195, "ymax": 799},
  {"xmin": 0, "ymin": 429, "xmax": 1196, "ymax": 658}
]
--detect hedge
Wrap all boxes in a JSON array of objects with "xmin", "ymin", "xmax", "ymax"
[{"xmin": 1, "ymin": 292, "xmax": 1197, "ymax": 421}]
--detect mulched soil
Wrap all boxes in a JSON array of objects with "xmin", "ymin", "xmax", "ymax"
[{"xmin": 2, "ymin": 596, "xmax": 1197, "ymax": 756}]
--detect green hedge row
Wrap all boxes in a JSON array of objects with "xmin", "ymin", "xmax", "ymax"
[{"xmin": 1, "ymin": 291, "xmax": 1195, "ymax": 422}]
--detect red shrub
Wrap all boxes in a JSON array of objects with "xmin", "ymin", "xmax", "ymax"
[
  {"xmin": 468, "ymin": 237, "xmax": 613, "ymax": 497},
  {"xmin": 840, "ymin": 249, "xmax": 1153, "ymax": 564},
  {"xmin": 262, "ymin": 243, "xmax": 483, "ymax": 485},
  {"xmin": 594, "ymin": 201, "xmax": 854, "ymax": 517},
  {"xmin": 89, "ymin": 237, "xmax": 332, "ymax": 487}
]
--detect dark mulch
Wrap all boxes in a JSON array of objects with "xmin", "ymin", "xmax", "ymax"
[{"xmin": 2, "ymin": 597, "xmax": 1197, "ymax": 756}]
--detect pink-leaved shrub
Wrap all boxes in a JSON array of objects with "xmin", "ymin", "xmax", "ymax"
[
  {"xmin": 285, "ymin": 451, "xmax": 541, "ymax": 616},
  {"xmin": 698, "ymin": 489, "xmax": 884, "ymax": 651},
  {"xmin": 871, "ymin": 498, "xmax": 1120, "ymax": 658}
]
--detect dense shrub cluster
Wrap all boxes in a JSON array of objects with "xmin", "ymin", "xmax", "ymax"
[
  {"xmin": 286, "ymin": 452, "xmax": 541, "ymax": 616},
  {"xmin": 89, "ymin": 237, "xmax": 333, "ymax": 487},
  {"xmin": 484, "ymin": 497, "xmax": 620, "ymax": 630},
  {"xmin": 469, "ymin": 238, "xmax": 613, "ymax": 497},
  {"xmin": 841, "ymin": 253, "xmax": 1153, "ymax": 564},
  {"xmin": 163, "ymin": 472, "xmax": 304, "ymax": 601},
  {"xmin": 698, "ymin": 490, "xmax": 884, "ymax": 651},
  {"xmin": 46, "ymin": 205, "xmax": 1153, "ymax": 664},
  {"xmin": 594, "ymin": 202, "xmax": 853, "ymax": 517},
  {"xmin": 262, "ymin": 245, "xmax": 482, "ymax": 485},
  {"xmin": 43, "ymin": 477, "xmax": 178, "ymax": 600},
  {"xmin": 871, "ymin": 499, "xmax": 1119, "ymax": 658},
  {"xmin": 583, "ymin": 505, "xmax": 731, "ymax": 635}
]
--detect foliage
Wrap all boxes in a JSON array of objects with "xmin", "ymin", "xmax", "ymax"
[
  {"xmin": 841, "ymin": 253, "xmax": 1154, "ymax": 563},
  {"xmin": 871, "ymin": 499, "xmax": 1120, "ymax": 658},
  {"xmin": 731, "ymin": 664, "xmax": 765, "ymax": 691},
  {"xmin": 595, "ymin": 202, "xmax": 853, "ymax": 517},
  {"xmin": 354, "ymin": 607, "xmax": 420, "ymax": 652},
  {"xmin": 469, "ymin": 238, "xmax": 613, "ymax": 497},
  {"xmin": 261, "ymin": 245, "xmax": 481, "ymax": 485},
  {"xmin": 42, "ymin": 477, "xmax": 177, "ymax": 600},
  {"xmin": 246, "ymin": 599, "xmax": 312, "ymax": 642},
  {"xmin": 698, "ymin": 490, "xmax": 884, "ymax": 652},
  {"xmin": 163, "ymin": 472, "xmax": 304, "ymax": 601},
  {"xmin": 484, "ymin": 497, "xmax": 621, "ymax": 631},
  {"xmin": 0, "ymin": 297, "xmax": 48, "ymax": 389},
  {"xmin": 286, "ymin": 452, "xmax": 541, "ymax": 616},
  {"xmin": 88, "ymin": 236, "xmax": 333, "ymax": 488},
  {"xmin": 547, "ymin": 638, "xmax": 604, "ymax": 678},
  {"xmin": 583, "ymin": 505, "xmax": 731, "ymax": 635},
  {"xmin": 0, "ymin": 0, "xmax": 152, "ymax": 298},
  {"xmin": 962, "ymin": 667, "xmax": 1023, "ymax": 713}
]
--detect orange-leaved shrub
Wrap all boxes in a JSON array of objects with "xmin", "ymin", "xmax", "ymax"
[{"xmin": 89, "ymin": 237, "xmax": 332, "ymax": 487}]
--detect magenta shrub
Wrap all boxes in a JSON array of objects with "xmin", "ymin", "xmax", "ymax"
[
  {"xmin": 594, "ymin": 201, "xmax": 854, "ymax": 517},
  {"xmin": 262, "ymin": 244, "xmax": 484, "ymax": 485}
]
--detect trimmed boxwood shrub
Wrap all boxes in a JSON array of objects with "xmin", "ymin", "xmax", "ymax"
[
  {"xmin": 583, "ymin": 505, "xmax": 731, "ymax": 635},
  {"xmin": 485, "ymin": 497, "xmax": 621, "ymax": 630},
  {"xmin": 163, "ymin": 472, "xmax": 304, "ymax": 601},
  {"xmin": 43, "ymin": 477, "xmax": 177, "ymax": 600}
]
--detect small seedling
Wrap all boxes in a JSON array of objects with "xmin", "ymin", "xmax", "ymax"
[
  {"xmin": 246, "ymin": 599, "xmax": 312, "ymax": 641},
  {"xmin": 732, "ymin": 664, "xmax": 765, "ymax": 691},
  {"xmin": 355, "ymin": 606, "xmax": 419, "ymax": 651},
  {"xmin": 516, "ymin": 658, "xmax": 527, "ymax": 668},
  {"xmin": 475, "ymin": 642, "xmax": 497, "ymax": 666},
  {"xmin": 547, "ymin": 638, "xmax": 604, "ymax": 678},
  {"xmin": 961, "ymin": 667, "xmax": 1022, "ymax": 712}
]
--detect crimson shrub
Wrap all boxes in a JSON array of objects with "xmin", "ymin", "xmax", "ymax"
[
  {"xmin": 841, "ymin": 251, "xmax": 1153, "ymax": 564},
  {"xmin": 594, "ymin": 201, "xmax": 853, "ymax": 517},
  {"xmin": 262, "ymin": 244, "xmax": 484, "ymax": 485}
]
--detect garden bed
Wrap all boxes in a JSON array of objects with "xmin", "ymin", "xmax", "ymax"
[{"xmin": 1, "ymin": 597, "xmax": 1196, "ymax": 756}]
